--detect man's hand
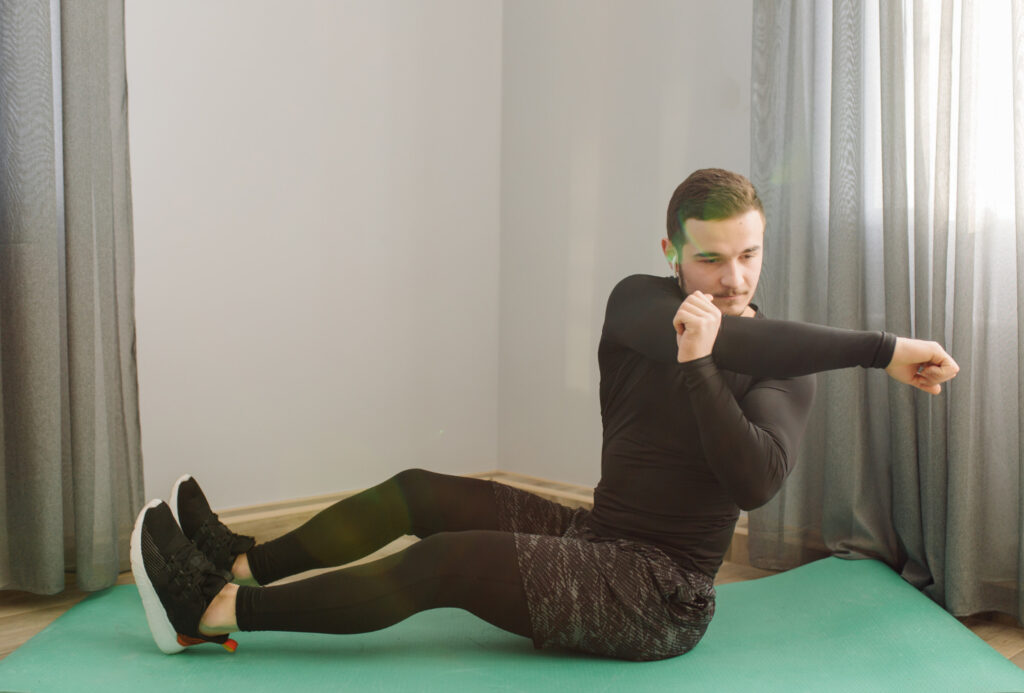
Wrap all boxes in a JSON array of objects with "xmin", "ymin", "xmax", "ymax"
[
  {"xmin": 884, "ymin": 337, "xmax": 960, "ymax": 394},
  {"xmin": 674, "ymin": 291, "xmax": 722, "ymax": 363}
]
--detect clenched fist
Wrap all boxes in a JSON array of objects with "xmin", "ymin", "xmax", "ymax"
[
  {"xmin": 885, "ymin": 338, "xmax": 960, "ymax": 394},
  {"xmin": 674, "ymin": 291, "xmax": 722, "ymax": 363}
]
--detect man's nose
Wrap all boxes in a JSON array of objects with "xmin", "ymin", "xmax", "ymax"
[{"xmin": 720, "ymin": 261, "xmax": 744, "ymax": 288}]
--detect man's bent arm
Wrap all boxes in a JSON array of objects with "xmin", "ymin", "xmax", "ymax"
[{"xmin": 680, "ymin": 358, "xmax": 816, "ymax": 510}]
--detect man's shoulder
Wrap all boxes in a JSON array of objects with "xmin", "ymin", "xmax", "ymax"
[
  {"xmin": 610, "ymin": 273, "xmax": 678, "ymax": 298},
  {"xmin": 615, "ymin": 272, "xmax": 671, "ymax": 286}
]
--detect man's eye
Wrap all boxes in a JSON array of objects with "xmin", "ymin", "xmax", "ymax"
[{"xmin": 699, "ymin": 258, "xmax": 718, "ymax": 264}]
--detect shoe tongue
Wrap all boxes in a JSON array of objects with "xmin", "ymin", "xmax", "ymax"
[
  {"xmin": 180, "ymin": 480, "xmax": 214, "ymax": 537},
  {"xmin": 229, "ymin": 533, "xmax": 256, "ymax": 555}
]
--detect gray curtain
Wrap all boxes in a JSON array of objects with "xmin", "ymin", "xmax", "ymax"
[
  {"xmin": 0, "ymin": 0, "xmax": 143, "ymax": 594},
  {"xmin": 750, "ymin": 0, "xmax": 1024, "ymax": 622}
]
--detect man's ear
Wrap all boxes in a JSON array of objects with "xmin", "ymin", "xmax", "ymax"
[{"xmin": 661, "ymin": 237, "xmax": 677, "ymax": 264}]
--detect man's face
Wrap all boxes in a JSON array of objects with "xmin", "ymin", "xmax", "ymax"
[{"xmin": 667, "ymin": 209, "xmax": 765, "ymax": 317}]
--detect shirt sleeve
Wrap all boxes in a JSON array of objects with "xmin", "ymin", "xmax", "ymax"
[
  {"xmin": 680, "ymin": 356, "xmax": 816, "ymax": 510},
  {"xmin": 603, "ymin": 274, "xmax": 896, "ymax": 377}
]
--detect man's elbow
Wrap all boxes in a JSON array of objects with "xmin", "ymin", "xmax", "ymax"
[
  {"xmin": 733, "ymin": 479, "xmax": 784, "ymax": 511},
  {"xmin": 732, "ymin": 444, "xmax": 792, "ymax": 510}
]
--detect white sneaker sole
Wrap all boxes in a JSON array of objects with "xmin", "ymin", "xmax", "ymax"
[
  {"xmin": 168, "ymin": 474, "xmax": 194, "ymax": 527},
  {"xmin": 130, "ymin": 499, "xmax": 185, "ymax": 654}
]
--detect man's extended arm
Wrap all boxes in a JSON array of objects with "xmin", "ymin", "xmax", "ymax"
[{"xmin": 604, "ymin": 274, "xmax": 958, "ymax": 389}]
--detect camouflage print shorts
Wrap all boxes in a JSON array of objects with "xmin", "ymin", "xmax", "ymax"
[{"xmin": 491, "ymin": 482, "xmax": 715, "ymax": 661}]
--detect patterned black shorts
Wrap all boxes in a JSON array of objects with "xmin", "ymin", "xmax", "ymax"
[{"xmin": 491, "ymin": 482, "xmax": 715, "ymax": 661}]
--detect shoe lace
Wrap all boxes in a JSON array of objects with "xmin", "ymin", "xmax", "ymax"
[
  {"xmin": 164, "ymin": 541, "xmax": 230, "ymax": 600},
  {"xmin": 194, "ymin": 516, "xmax": 254, "ymax": 567}
]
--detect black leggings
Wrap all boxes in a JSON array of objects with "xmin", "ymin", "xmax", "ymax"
[{"xmin": 235, "ymin": 469, "xmax": 532, "ymax": 639}]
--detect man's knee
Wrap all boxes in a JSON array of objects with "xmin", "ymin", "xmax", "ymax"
[
  {"xmin": 390, "ymin": 468, "xmax": 441, "ymax": 537},
  {"xmin": 391, "ymin": 468, "xmax": 433, "ymax": 492},
  {"xmin": 390, "ymin": 468, "xmax": 499, "ymax": 537}
]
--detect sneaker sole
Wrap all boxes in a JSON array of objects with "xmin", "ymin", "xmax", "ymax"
[
  {"xmin": 130, "ymin": 499, "xmax": 185, "ymax": 654},
  {"xmin": 168, "ymin": 473, "xmax": 194, "ymax": 527}
]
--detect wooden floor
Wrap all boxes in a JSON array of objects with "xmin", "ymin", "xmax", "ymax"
[{"xmin": 3, "ymin": 471, "xmax": 1023, "ymax": 670}]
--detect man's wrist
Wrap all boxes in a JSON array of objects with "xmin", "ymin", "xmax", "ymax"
[{"xmin": 677, "ymin": 353, "xmax": 714, "ymax": 370}]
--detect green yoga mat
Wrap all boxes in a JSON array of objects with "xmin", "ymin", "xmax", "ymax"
[{"xmin": 3, "ymin": 557, "xmax": 1023, "ymax": 692}]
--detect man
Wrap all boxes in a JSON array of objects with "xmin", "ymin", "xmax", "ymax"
[
  {"xmin": 131, "ymin": 169, "xmax": 958, "ymax": 662},
  {"xmin": 590, "ymin": 169, "xmax": 954, "ymax": 588}
]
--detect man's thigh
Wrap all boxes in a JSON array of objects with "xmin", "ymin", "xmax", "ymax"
[{"xmin": 492, "ymin": 481, "xmax": 588, "ymax": 537}]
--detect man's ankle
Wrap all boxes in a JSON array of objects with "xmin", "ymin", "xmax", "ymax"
[
  {"xmin": 199, "ymin": 583, "xmax": 239, "ymax": 635},
  {"xmin": 231, "ymin": 553, "xmax": 259, "ymax": 586}
]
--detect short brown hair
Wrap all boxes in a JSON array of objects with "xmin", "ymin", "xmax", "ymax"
[{"xmin": 666, "ymin": 168, "xmax": 764, "ymax": 249}]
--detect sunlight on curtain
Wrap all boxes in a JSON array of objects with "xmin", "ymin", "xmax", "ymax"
[{"xmin": 750, "ymin": 0, "xmax": 1024, "ymax": 623}]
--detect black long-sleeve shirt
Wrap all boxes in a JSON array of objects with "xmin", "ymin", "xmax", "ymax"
[{"xmin": 587, "ymin": 274, "xmax": 896, "ymax": 577}]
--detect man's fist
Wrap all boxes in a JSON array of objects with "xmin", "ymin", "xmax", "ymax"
[
  {"xmin": 674, "ymin": 291, "xmax": 722, "ymax": 363},
  {"xmin": 885, "ymin": 337, "xmax": 960, "ymax": 394}
]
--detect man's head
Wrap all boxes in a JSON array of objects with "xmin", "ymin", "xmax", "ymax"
[{"xmin": 661, "ymin": 168, "xmax": 766, "ymax": 317}]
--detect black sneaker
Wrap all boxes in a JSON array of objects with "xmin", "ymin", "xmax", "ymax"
[
  {"xmin": 130, "ymin": 500, "xmax": 238, "ymax": 653},
  {"xmin": 169, "ymin": 475, "xmax": 255, "ymax": 574}
]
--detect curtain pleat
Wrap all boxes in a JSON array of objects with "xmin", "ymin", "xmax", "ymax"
[
  {"xmin": 879, "ymin": 0, "xmax": 921, "ymax": 585},
  {"xmin": 60, "ymin": 0, "xmax": 143, "ymax": 591},
  {"xmin": 0, "ymin": 0, "xmax": 70, "ymax": 594},
  {"xmin": 1013, "ymin": 0, "xmax": 1024, "ymax": 628}
]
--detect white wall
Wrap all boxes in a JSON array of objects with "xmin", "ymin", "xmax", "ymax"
[
  {"xmin": 127, "ymin": 0, "xmax": 753, "ymax": 507},
  {"xmin": 499, "ymin": 1, "xmax": 753, "ymax": 485},
  {"xmin": 126, "ymin": 1, "xmax": 503, "ymax": 508}
]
